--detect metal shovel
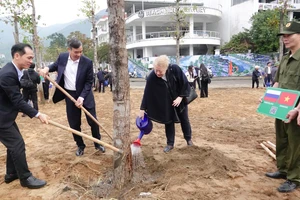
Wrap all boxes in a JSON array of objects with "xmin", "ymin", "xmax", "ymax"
[{"xmin": 48, "ymin": 120, "xmax": 124, "ymax": 168}]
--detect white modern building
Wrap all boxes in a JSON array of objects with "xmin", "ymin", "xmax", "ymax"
[{"xmin": 95, "ymin": 0, "xmax": 300, "ymax": 59}]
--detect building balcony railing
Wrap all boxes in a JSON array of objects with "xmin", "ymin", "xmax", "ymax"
[{"xmin": 127, "ymin": 30, "xmax": 220, "ymax": 43}]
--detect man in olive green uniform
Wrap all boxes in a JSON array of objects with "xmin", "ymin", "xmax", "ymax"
[{"xmin": 265, "ymin": 21, "xmax": 300, "ymax": 193}]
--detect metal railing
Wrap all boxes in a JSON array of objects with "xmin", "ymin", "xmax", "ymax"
[{"xmin": 127, "ymin": 30, "xmax": 220, "ymax": 43}]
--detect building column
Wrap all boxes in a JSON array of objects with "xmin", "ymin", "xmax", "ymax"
[
  {"xmin": 189, "ymin": 16, "xmax": 194, "ymax": 37},
  {"xmin": 133, "ymin": 25, "xmax": 136, "ymax": 41},
  {"xmin": 203, "ymin": 22, "xmax": 207, "ymax": 37},
  {"xmin": 134, "ymin": 49, "xmax": 137, "ymax": 59},
  {"xmin": 189, "ymin": 44, "xmax": 193, "ymax": 56},
  {"xmin": 142, "ymin": 21, "xmax": 146, "ymax": 40},
  {"xmin": 288, "ymin": 11, "xmax": 293, "ymax": 20},
  {"xmin": 132, "ymin": 4, "xmax": 135, "ymax": 14}
]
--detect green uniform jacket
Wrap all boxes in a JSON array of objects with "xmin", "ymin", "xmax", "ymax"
[{"xmin": 274, "ymin": 48, "xmax": 300, "ymax": 183}]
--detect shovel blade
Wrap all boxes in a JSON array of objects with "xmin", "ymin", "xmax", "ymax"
[{"xmin": 113, "ymin": 152, "xmax": 124, "ymax": 169}]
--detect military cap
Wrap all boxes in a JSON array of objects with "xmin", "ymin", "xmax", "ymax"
[{"xmin": 278, "ymin": 21, "xmax": 300, "ymax": 36}]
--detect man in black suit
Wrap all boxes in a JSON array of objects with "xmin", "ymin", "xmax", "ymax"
[
  {"xmin": 0, "ymin": 43, "xmax": 48, "ymax": 189},
  {"xmin": 21, "ymin": 63, "xmax": 40, "ymax": 116},
  {"xmin": 39, "ymin": 38, "xmax": 105, "ymax": 156}
]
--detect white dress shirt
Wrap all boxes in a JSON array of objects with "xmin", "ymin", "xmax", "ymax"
[
  {"xmin": 64, "ymin": 56, "xmax": 80, "ymax": 91},
  {"xmin": 12, "ymin": 61, "xmax": 23, "ymax": 81}
]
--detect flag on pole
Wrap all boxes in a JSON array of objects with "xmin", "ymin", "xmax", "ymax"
[{"xmin": 257, "ymin": 88, "xmax": 300, "ymax": 120}]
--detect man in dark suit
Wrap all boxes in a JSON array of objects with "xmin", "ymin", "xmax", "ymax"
[
  {"xmin": 21, "ymin": 63, "xmax": 40, "ymax": 116},
  {"xmin": 39, "ymin": 38, "xmax": 105, "ymax": 156},
  {"xmin": 97, "ymin": 68, "xmax": 105, "ymax": 93},
  {"xmin": 0, "ymin": 43, "xmax": 48, "ymax": 189}
]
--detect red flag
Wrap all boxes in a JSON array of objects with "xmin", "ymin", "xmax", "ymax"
[{"xmin": 278, "ymin": 92, "xmax": 298, "ymax": 106}]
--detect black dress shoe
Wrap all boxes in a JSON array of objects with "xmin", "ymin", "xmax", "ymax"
[
  {"xmin": 20, "ymin": 176, "xmax": 47, "ymax": 189},
  {"xmin": 278, "ymin": 180, "xmax": 298, "ymax": 193},
  {"xmin": 76, "ymin": 147, "xmax": 84, "ymax": 156},
  {"xmin": 95, "ymin": 145, "xmax": 105, "ymax": 153},
  {"xmin": 265, "ymin": 171, "xmax": 287, "ymax": 179},
  {"xmin": 163, "ymin": 145, "xmax": 174, "ymax": 153},
  {"xmin": 4, "ymin": 173, "xmax": 18, "ymax": 183}
]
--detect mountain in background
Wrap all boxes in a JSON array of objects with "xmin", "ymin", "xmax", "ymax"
[{"xmin": 0, "ymin": 9, "xmax": 107, "ymax": 63}]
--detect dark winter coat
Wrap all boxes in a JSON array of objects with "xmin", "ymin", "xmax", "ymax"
[
  {"xmin": 140, "ymin": 64, "xmax": 190, "ymax": 124},
  {"xmin": 21, "ymin": 68, "xmax": 40, "ymax": 91},
  {"xmin": 252, "ymin": 69, "xmax": 261, "ymax": 80},
  {"xmin": 97, "ymin": 70, "xmax": 105, "ymax": 82}
]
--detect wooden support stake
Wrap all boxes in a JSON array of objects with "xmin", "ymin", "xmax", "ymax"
[
  {"xmin": 267, "ymin": 141, "xmax": 276, "ymax": 148},
  {"xmin": 260, "ymin": 143, "xmax": 276, "ymax": 160},
  {"xmin": 263, "ymin": 141, "xmax": 276, "ymax": 153}
]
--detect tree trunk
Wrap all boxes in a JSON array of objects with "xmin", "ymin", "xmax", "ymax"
[
  {"xmin": 92, "ymin": 13, "xmax": 99, "ymax": 71},
  {"xmin": 279, "ymin": 12, "xmax": 284, "ymax": 61},
  {"xmin": 107, "ymin": 0, "xmax": 132, "ymax": 189},
  {"xmin": 175, "ymin": 0, "xmax": 180, "ymax": 65},
  {"xmin": 13, "ymin": 12, "xmax": 20, "ymax": 44},
  {"xmin": 30, "ymin": 0, "xmax": 45, "ymax": 104},
  {"xmin": 279, "ymin": 0, "xmax": 288, "ymax": 61}
]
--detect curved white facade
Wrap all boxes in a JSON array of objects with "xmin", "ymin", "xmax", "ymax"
[
  {"xmin": 95, "ymin": 0, "xmax": 300, "ymax": 59},
  {"xmin": 124, "ymin": 0, "xmax": 222, "ymax": 58}
]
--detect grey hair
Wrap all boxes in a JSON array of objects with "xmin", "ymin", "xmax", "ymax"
[{"xmin": 153, "ymin": 55, "xmax": 170, "ymax": 69}]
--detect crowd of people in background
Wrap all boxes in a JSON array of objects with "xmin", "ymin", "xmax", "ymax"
[
  {"xmin": 252, "ymin": 61, "xmax": 279, "ymax": 88},
  {"xmin": 183, "ymin": 63, "xmax": 212, "ymax": 98}
]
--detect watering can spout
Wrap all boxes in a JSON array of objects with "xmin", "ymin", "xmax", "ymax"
[
  {"xmin": 133, "ymin": 114, "xmax": 153, "ymax": 146},
  {"xmin": 133, "ymin": 138, "xmax": 141, "ymax": 146}
]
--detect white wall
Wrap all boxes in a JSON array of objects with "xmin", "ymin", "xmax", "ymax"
[
  {"xmin": 229, "ymin": 1, "xmax": 256, "ymax": 36},
  {"xmin": 218, "ymin": 0, "xmax": 257, "ymax": 45}
]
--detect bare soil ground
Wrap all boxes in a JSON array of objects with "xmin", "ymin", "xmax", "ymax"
[{"xmin": 1, "ymin": 87, "xmax": 300, "ymax": 200}]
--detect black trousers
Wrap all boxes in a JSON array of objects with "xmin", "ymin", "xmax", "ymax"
[
  {"xmin": 98, "ymin": 81, "xmax": 105, "ymax": 93},
  {"xmin": 22, "ymin": 89, "xmax": 38, "ymax": 111},
  {"xmin": 165, "ymin": 106, "xmax": 192, "ymax": 146},
  {"xmin": 267, "ymin": 74, "xmax": 272, "ymax": 84},
  {"xmin": 188, "ymin": 81, "xmax": 196, "ymax": 88},
  {"xmin": 200, "ymin": 80, "xmax": 208, "ymax": 97},
  {"xmin": 65, "ymin": 90, "xmax": 101, "ymax": 149},
  {"xmin": 42, "ymin": 82, "xmax": 49, "ymax": 100},
  {"xmin": 0, "ymin": 123, "xmax": 32, "ymax": 180},
  {"xmin": 196, "ymin": 78, "xmax": 201, "ymax": 90},
  {"xmin": 252, "ymin": 79, "xmax": 259, "ymax": 88}
]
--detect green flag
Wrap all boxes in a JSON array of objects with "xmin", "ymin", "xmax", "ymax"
[{"xmin": 257, "ymin": 88, "xmax": 300, "ymax": 120}]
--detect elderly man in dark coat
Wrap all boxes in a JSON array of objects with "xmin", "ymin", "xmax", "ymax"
[{"xmin": 138, "ymin": 55, "xmax": 193, "ymax": 153}]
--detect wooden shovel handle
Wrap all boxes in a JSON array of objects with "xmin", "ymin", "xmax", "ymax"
[
  {"xmin": 46, "ymin": 75, "xmax": 113, "ymax": 140},
  {"xmin": 48, "ymin": 120, "xmax": 123, "ymax": 154}
]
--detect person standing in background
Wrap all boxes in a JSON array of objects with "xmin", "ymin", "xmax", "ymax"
[
  {"xmin": 21, "ymin": 63, "xmax": 40, "ymax": 116},
  {"xmin": 41, "ymin": 74, "xmax": 50, "ymax": 101},
  {"xmin": 264, "ymin": 61, "xmax": 272, "ymax": 86},
  {"xmin": 97, "ymin": 68, "xmax": 106, "ymax": 93},
  {"xmin": 271, "ymin": 62, "xmax": 279, "ymax": 86},
  {"xmin": 199, "ymin": 63, "xmax": 209, "ymax": 98},
  {"xmin": 194, "ymin": 65, "xmax": 201, "ymax": 90},
  {"xmin": 252, "ymin": 65, "xmax": 260, "ymax": 88},
  {"xmin": 104, "ymin": 69, "xmax": 113, "ymax": 92},
  {"xmin": 185, "ymin": 65, "xmax": 196, "ymax": 88}
]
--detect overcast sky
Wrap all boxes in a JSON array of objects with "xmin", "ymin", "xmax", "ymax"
[{"xmin": 34, "ymin": 0, "xmax": 107, "ymax": 26}]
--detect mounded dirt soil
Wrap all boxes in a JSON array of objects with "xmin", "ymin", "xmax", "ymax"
[{"xmin": 1, "ymin": 87, "xmax": 300, "ymax": 200}]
